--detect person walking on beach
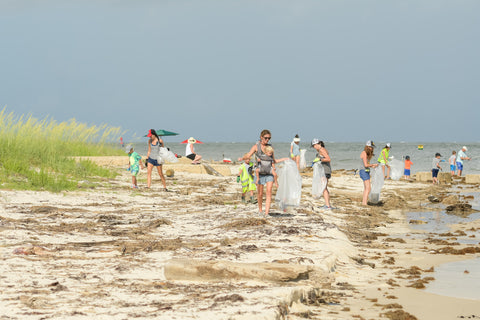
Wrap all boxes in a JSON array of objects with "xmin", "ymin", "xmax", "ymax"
[
  {"xmin": 449, "ymin": 151, "xmax": 457, "ymax": 176},
  {"xmin": 126, "ymin": 144, "xmax": 144, "ymax": 189},
  {"xmin": 377, "ymin": 143, "xmax": 391, "ymax": 180},
  {"xmin": 242, "ymin": 129, "xmax": 276, "ymax": 217},
  {"xmin": 432, "ymin": 152, "xmax": 442, "ymax": 184},
  {"xmin": 290, "ymin": 134, "xmax": 301, "ymax": 171},
  {"xmin": 146, "ymin": 129, "xmax": 168, "ymax": 191},
  {"xmin": 360, "ymin": 140, "xmax": 378, "ymax": 206},
  {"xmin": 311, "ymin": 139, "xmax": 332, "ymax": 209},
  {"xmin": 456, "ymin": 146, "xmax": 471, "ymax": 176},
  {"xmin": 185, "ymin": 137, "xmax": 202, "ymax": 164},
  {"xmin": 237, "ymin": 154, "xmax": 257, "ymax": 203}
]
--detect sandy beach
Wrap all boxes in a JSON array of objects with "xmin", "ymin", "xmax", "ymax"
[{"xmin": 1, "ymin": 157, "xmax": 479, "ymax": 319}]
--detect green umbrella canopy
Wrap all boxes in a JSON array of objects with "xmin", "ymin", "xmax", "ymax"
[{"xmin": 144, "ymin": 129, "xmax": 179, "ymax": 137}]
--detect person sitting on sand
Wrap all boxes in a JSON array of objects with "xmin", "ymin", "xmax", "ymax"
[
  {"xmin": 185, "ymin": 137, "xmax": 202, "ymax": 164},
  {"xmin": 126, "ymin": 144, "xmax": 144, "ymax": 189},
  {"xmin": 146, "ymin": 129, "xmax": 168, "ymax": 191},
  {"xmin": 360, "ymin": 140, "xmax": 378, "ymax": 206}
]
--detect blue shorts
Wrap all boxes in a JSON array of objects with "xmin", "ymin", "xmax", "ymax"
[
  {"xmin": 359, "ymin": 169, "xmax": 370, "ymax": 181},
  {"xmin": 404, "ymin": 169, "xmax": 411, "ymax": 176},
  {"xmin": 456, "ymin": 162, "xmax": 463, "ymax": 171},
  {"xmin": 147, "ymin": 157, "xmax": 162, "ymax": 167},
  {"xmin": 256, "ymin": 174, "xmax": 274, "ymax": 185},
  {"xmin": 432, "ymin": 168, "xmax": 439, "ymax": 178},
  {"xmin": 450, "ymin": 164, "xmax": 456, "ymax": 171}
]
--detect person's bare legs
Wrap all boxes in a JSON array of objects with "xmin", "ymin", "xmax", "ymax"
[
  {"xmin": 147, "ymin": 163, "xmax": 154, "ymax": 188},
  {"xmin": 362, "ymin": 180, "xmax": 371, "ymax": 205},
  {"xmin": 193, "ymin": 154, "xmax": 202, "ymax": 164},
  {"xmin": 257, "ymin": 184, "xmax": 263, "ymax": 214},
  {"xmin": 323, "ymin": 184, "xmax": 330, "ymax": 207},
  {"xmin": 386, "ymin": 165, "xmax": 391, "ymax": 179},
  {"xmin": 156, "ymin": 165, "xmax": 167, "ymax": 189},
  {"xmin": 295, "ymin": 155, "xmax": 300, "ymax": 171},
  {"xmin": 264, "ymin": 181, "xmax": 273, "ymax": 216}
]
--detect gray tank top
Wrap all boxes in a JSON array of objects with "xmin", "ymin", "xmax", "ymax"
[
  {"xmin": 317, "ymin": 152, "xmax": 332, "ymax": 175},
  {"xmin": 150, "ymin": 141, "xmax": 160, "ymax": 160},
  {"xmin": 256, "ymin": 142, "xmax": 273, "ymax": 175}
]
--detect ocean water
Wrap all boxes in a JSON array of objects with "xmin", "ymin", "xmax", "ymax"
[{"xmin": 129, "ymin": 141, "xmax": 480, "ymax": 174}]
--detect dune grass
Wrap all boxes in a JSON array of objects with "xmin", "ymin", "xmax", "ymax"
[{"xmin": 0, "ymin": 108, "xmax": 125, "ymax": 192}]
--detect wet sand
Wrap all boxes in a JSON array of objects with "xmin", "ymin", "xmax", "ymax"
[{"xmin": 1, "ymin": 160, "xmax": 479, "ymax": 319}]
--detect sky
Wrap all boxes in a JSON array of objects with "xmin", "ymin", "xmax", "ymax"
[{"xmin": 1, "ymin": 0, "xmax": 479, "ymax": 143}]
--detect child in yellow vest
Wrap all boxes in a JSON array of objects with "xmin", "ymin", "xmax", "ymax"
[{"xmin": 237, "ymin": 154, "xmax": 257, "ymax": 203}]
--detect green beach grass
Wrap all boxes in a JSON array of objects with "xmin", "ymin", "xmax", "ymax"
[{"xmin": 0, "ymin": 108, "xmax": 125, "ymax": 192}]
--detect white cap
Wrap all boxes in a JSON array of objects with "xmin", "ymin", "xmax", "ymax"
[
  {"xmin": 366, "ymin": 140, "xmax": 375, "ymax": 147},
  {"xmin": 386, "ymin": 142, "xmax": 391, "ymax": 148},
  {"xmin": 463, "ymin": 146, "xmax": 468, "ymax": 151},
  {"xmin": 293, "ymin": 137, "xmax": 300, "ymax": 142}
]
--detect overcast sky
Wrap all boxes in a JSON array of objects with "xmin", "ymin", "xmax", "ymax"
[{"xmin": 1, "ymin": 0, "xmax": 479, "ymax": 143}]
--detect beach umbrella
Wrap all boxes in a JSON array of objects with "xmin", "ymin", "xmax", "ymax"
[
  {"xmin": 181, "ymin": 137, "xmax": 204, "ymax": 144},
  {"xmin": 143, "ymin": 129, "xmax": 179, "ymax": 137}
]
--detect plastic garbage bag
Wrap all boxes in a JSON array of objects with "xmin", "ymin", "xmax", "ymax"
[
  {"xmin": 299, "ymin": 149, "xmax": 307, "ymax": 171},
  {"xmin": 369, "ymin": 166, "xmax": 385, "ymax": 203},
  {"xmin": 389, "ymin": 158, "xmax": 403, "ymax": 181},
  {"xmin": 159, "ymin": 147, "xmax": 178, "ymax": 163},
  {"xmin": 312, "ymin": 162, "xmax": 328, "ymax": 199},
  {"xmin": 275, "ymin": 159, "xmax": 302, "ymax": 210}
]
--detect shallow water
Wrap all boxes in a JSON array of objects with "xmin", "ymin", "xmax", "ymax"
[
  {"xmin": 425, "ymin": 258, "xmax": 480, "ymax": 300},
  {"xmin": 127, "ymin": 141, "xmax": 480, "ymax": 174}
]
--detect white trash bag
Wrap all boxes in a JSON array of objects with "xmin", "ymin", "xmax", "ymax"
[
  {"xmin": 159, "ymin": 147, "xmax": 179, "ymax": 163},
  {"xmin": 275, "ymin": 159, "xmax": 302, "ymax": 210},
  {"xmin": 369, "ymin": 166, "xmax": 385, "ymax": 203},
  {"xmin": 299, "ymin": 149, "xmax": 307, "ymax": 171},
  {"xmin": 312, "ymin": 162, "xmax": 328, "ymax": 199},
  {"xmin": 389, "ymin": 158, "xmax": 403, "ymax": 181}
]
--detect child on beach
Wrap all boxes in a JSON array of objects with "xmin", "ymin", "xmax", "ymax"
[
  {"xmin": 255, "ymin": 146, "xmax": 287, "ymax": 188},
  {"xmin": 126, "ymin": 145, "xmax": 144, "ymax": 189},
  {"xmin": 403, "ymin": 156, "xmax": 413, "ymax": 180},
  {"xmin": 449, "ymin": 151, "xmax": 457, "ymax": 176},
  {"xmin": 237, "ymin": 154, "xmax": 257, "ymax": 203},
  {"xmin": 432, "ymin": 153, "xmax": 442, "ymax": 185}
]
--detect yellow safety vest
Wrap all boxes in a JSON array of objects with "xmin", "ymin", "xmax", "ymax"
[
  {"xmin": 240, "ymin": 163, "xmax": 256, "ymax": 193},
  {"xmin": 377, "ymin": 148, "xmax": 390, "ymax": 164}
]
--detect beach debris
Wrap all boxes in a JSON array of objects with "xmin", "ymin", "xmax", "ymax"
[
  {"xmin": 442, "ymin": 194, "xmax": 460, "ymax": 205},
  {"xmin": 409, "ymin": 219, "xmax": 427, "ymax": 224},
  {"xmin": 381, "ymin": 309, "xmax": 418, "ymax": 320},
  {"xmin": 445, "ymin": 203, "xmax": 475, "ymax": 214},
  {"xmin": 13, "ymin": 246, "xmax": 51, "ymax": 256},
  {"xmin": 202, "ymin": 163, "xmax": 222, "ymax": 176},
  {"xmin": 213, "ymin": 294, "xmax": 244, "ymax": 303},
  {"xmin": 351, "ymin": 256, "xmax": 375, "ymax": 269},
  {"xmin": 165, "ymin": 169, "xmax": 174, "ymax": 177},
  {"xmin": 427, "ymin": 195, "xmax": 440, "ymax": 203},
  {"xmin": 164, "ymin": 259, "xmax": 314, "ymax": 282}
]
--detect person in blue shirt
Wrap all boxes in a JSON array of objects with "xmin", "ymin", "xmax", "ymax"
[{"xmin": 456, "ymin": 146, "xmax": 471, "ymax": 176}]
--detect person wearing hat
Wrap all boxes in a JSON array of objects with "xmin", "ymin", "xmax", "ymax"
[
  {"xmin": 360, "ymin": 140, "xmax": 379, "ymax": 206},
  {"xmin": 126, "ymin": 144, "xmax": 144, "ymax": 189},
  {"xmin": 311, "ymin": 139, "xmax": 332, "ymax": 209},
  {"xmin": 455, "ymin": 146, "xmax": 471, "ymax": 176},
  {"xmin": 185, "ymin": 137, "xmax": 202, "ymax": 164},
  {"xmin": 290, "ymin": 134, "xmax": 301, "ymax": 171},
  {"xmin": 432, "ymin": 152, "xmax": 443, "ymax": 184},
  {"xmin": 377, "ymin": 142, "xmax": 392, "ymax": 180},
  {"xmin": 146, "ymin": 129, "xmax": 168, "ymax": 191}
]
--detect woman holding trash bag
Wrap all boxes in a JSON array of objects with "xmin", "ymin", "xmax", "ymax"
[
  {"xmin": 242, "ymin": 129, "xmax": 276, "ymax": 217},
  {"xmin": 311, "ymin": 139, "xmax": 332, "ymax": 209},
  {"xmin": 360, "ymin": 140, "xmax": 378, "ymax": 206},
  {"xmin": 146, "ymin": 129, "xmax": 167, "ymax": 191}
]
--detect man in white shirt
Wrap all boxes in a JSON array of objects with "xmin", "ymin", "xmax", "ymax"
[{"xmin": 456, "ymin": 146, "xmax": 471, "ymax": 176}]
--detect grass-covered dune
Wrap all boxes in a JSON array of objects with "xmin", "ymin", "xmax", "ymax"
[{"xmin": 0, "ymin": 108, "xmax": 125, "ymax": 192}]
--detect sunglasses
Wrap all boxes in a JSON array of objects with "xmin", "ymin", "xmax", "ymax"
[{"xmin": 263, "ymin": 136, "xmax": 271, "ymax": 140}]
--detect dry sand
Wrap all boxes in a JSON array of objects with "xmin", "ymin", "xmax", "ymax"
[{"xmin": 1, "ymin": 158, "xmax": 479, "ymax": 319}]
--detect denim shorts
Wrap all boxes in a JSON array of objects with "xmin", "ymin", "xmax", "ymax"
[
  {"xmin": 147, "ymin": 157, "xmax": 163, "ymax": 166},
  {"xmin": 456, "ymin": 162, "xmax": 463, "ymax": 171},
  {"xmin": 432, "ymin": 168, "xmax": 439, "ymax": 178},
  {"xmin": 359, "ymin": 169, "xmax": 370, "ymax": 181},
  {"xmin": 256, "ymin": 174, "xmax": 274, "ymax": 185}
]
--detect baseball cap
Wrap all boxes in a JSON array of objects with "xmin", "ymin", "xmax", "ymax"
[
  {"xmin": 386, "ymin": 142, "xmax": 391, "ymax": 148},
  {"xmin": 366, "ymin": 140, "xmax": 375, "ymax": 147},
  {"xmin": 311, "ymin": 138, "xmax": 320, "ymax": 146},
  {"xmin": 463, "ymin": 146, "xmax": 468, "ymax": 151}
]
